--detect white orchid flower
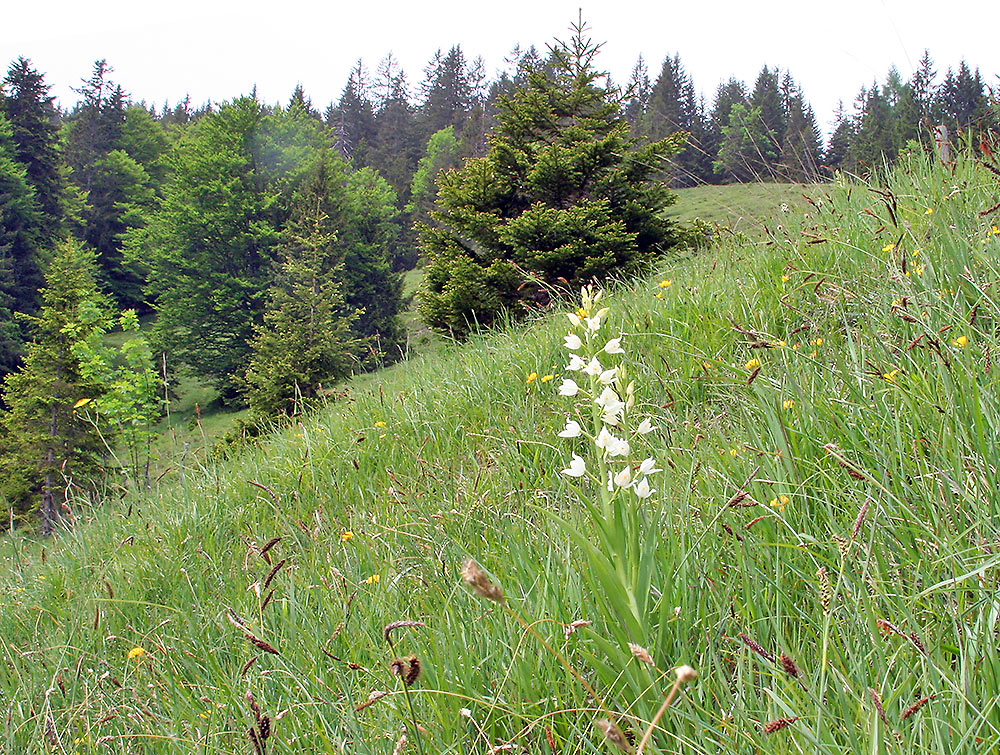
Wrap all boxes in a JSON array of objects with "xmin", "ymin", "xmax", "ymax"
[
  {"xmin": 594, "ymin": 386, "xmax": 620, "ymax": 408},
  {"xmin": 585, "ymin": 316, "xmax": 602, "ymax": 331},
  {"xmin": 633, "ymin": 477, "xmax": 654, "ymax": 498},
  {"xmin": 613, "ymin": 466, "xmax": 633, "ymax": 488},
  {"xmin": 566, "ymin": 354, "xmax": 586, "ymax": 371},
  {"xmin": 605, "ymin": 436, "xmax": 630, "ymax": 457},
  {"xmin": 567, "ymin": 312, "xmax": 582, "ymax": 327},
  {"xmin": 603, "ymin": 337, "xmax": 625, "ymax": 355},
  {"xmin": 594, "ymin": 425, "xmax": 613, "ymax": 450},
  {"xmin": 598, "ymin": 367, "xmax": 618, "ymax": 385},
  {"xmin": 564, "ymin": 333, "xmax": 583, "ymax": 350},
  {"xmin": 638, "ymin": 457, "xmax": 662, "ymax": 475},
  {"xmin": 558, "ymin": 420, "xmax": 583, "ymax": 438},
  {"xmin": 602, "ymin": 408, "xmax": 623, "ymax": 426},
  {"xmin": 561, "ymin": 454, "xmax": 587, "ymax": 477},
  {"xmin": 635, "ymin": 418, "xmax": 657, "ymax": 435},
  {"xmin": 582, "ymin": 356, "xmax": 603, "ymax": 376},
  {"xmin": 558, "ymin": 379, "xmax": 579, "ymax": 397}
]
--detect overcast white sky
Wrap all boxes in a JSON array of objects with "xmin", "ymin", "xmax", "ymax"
[{"xmin": 4, "ymin": 0, "xmax": 997, "ymax": 137}]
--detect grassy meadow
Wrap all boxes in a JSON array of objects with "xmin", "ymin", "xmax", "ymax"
[{"xmin": 3, "ymin": 153, "xmax": 1000, "ymax": 754}]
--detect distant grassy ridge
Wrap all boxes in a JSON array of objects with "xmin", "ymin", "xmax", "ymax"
[{"xmin": 4, "ymin": 154, "xmax": 1000, "ymax": 753}]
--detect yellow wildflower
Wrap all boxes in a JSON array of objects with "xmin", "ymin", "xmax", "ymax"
[
  {"xmin": 362, "ymin": 574, "xmax": 380, "ymax": 585},
  {"xmin": 952, "ymin": 336, "xmax": 968, "ymax": 348},
  {"xmin": 883, "ymin": 369, "xmax": 899, "ymax": 383},
  {"xmin": 914, "ymin": 265, "xmax": 924, "ymax": 276},
  {"xmin": 781, "ymin": 274, "xmax": 790, "ymax": 283},
  {"xmin": 882, "ymin": 243, "xmax": 895, "ymax": 252},
  {"xmin": 127, "ymin": 647, "xmax": 145, "ymax": 661},
  {"xmin": 729, "ymin": 448, "xmax": 739, "ymax": 457},
  {"xmin": 340, "ymin": 531, "xmax": 355, "ymax": 543},
  {"xmin": 374, "ymin": 421, "xmax": 386, "ymax": 427},
  {"xmin": 792, "ymin": 343, "xmax": 800, "ymax": 351},
  {"xmin": 782, "ymin": 399, "xmax": 794, "ymax": 410},
  {"xmin": 769, "ymin": 495, "xmax": 790, "ymax": 512},
  {"xmin": 924, "ymin": 208, "xmax": 933, "ymax": 215},
  {"xmin": 540, "ymin": 374, "xmax": 554, "ymax": 383},
  {"xmin": 72, "ymin": 398, "xmax": 91, "ymax": 410},
  {"xmin": 658, "ymin": 279, "xmax": 673, "ymax": 288},
  {"xmin": 745, "ymin": 358, "xmax": 761, "ymax": 371},
  {"xmin": 526, "ymin": 372, "xmax": 537, "ymax": 384},
  {"xmin": 775, "ymin": 340, "xmax": 786, "ymax": 347},
  {"xmin": 993, "ymin": 225, "xmax": 1000, "ymax": 235},
  {"xmin": 811, "ymin": 337, "xmax": 823, "ymax": 347},
  {"xmin": 655, "ymin": 292, "xmax": 664, "ymax": 299}
]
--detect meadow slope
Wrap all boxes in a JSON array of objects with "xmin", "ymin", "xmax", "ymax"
[{"xmin": 3, "ymin": 154, "xmax": 1000, "ymax": 754}]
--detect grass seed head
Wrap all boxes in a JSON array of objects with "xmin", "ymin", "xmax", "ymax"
[
  {"xmin": 628, "ymin": 643, "xmax": 654, "ymax": 666},
  {"xmin": 461, "ymin": 559, "xmax": 504, "ymax": 603},
  {"xmin": 779, "ymin": 653, "xmax": 801, "ymax": 678},
  {"xmin": 595, "ymin": 719, "xmax": 634, "ymax": 753},
  {"xmin": 763, "ymin": 716, "xmax": 798, "ymax": 734}
]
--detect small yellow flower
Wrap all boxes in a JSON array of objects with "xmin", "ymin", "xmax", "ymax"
[
  {"xmin": 993, "ymin": 225, "xmax": 1000, "ymax": 235},
  {"xmin": 362, "ymin": 574, "xmax": 380, "ymax": 585},
  {"xmin": 540, "ymin": 374, "xmax": 554, "ymax": 383},
  {"xmin": 745, "ymin": 358, "xmax": 761, "ymax": 371},
  {"xmin": 883, "ymin": 369, "xmax": 899, "ymax": 383},
  {"xmin": 952, "ymin": 335, "xmax": 968, "ymax": 348},
  {"xmin": 526, "ymin": 372, "xmax": 537, "ymax": 384},
  {"xmin": 781, "ymin": 274, "xmax": 790, "ymax": 283},
  {"xmin": 914, "ymin": 265, "xmax": 924, "ymax": 276},
  {"xmin": 729, "ymin": 448, "xmax": 739, "ymax": 457},
  {"xmin": 199, "ymin": 712, "xmax": 211, "ymax": 719},
  {"xmin": 912, "ymin": 247, "xmax": 920, "ymax": 256},
  {"xmin": 72, "ymin": 398, "xmax": 91, "ymax": 410},
  {"xmin": 769, "ymin": 495, "xmax": 790, "ymax": 512},
  {"xmin": 340, "ymin": 531, "xmax": 355, "ymax": 543},
  {"xmin": 792, "ymin": 343, "xmax": 800, "ymax": 351},
  {"xmin": 374, "ymin": 421, "xmax": 386, "ymax": 427},
  {"xmin": 127, "ymin": 647, "xmax": 145, "ymax": 661},
  {"xmin": 811, "ymin": 337, "xmax": 823, "ymax": 347},
  {"xmin": 924, "ymin": 208, "xmax": 933, "ymax": 215},
  {"xmin": 575, "ymin": 307, "xmax": 588, "ymax": 319},
  {"xmin": 702, "ymin": 361, "xmax": 714, "ymax": 370},
  {"xmin": 654, "ymin": 292, "xmax": 664, "ymax": 299},
  {"xmin": 882, "ymin": 243, "xmax": 895, "ymax": 252},
  {"xmin": 658, "ymin": 279, "xmax": 673, "ymax": 288},
  {"xmin": 782, "ymin": 399, "xmax": 794, "ymax": 410},
  {"xmin": 774, "ymin": 340, "xmax": 786, "ymax": 347}
]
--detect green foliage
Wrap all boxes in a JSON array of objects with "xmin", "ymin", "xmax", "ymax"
[
  {"xmin": 245, "ymin": 158, "xmax": 362, "ymax": 415},
  {"xmin": 419, "ymin": 19, "xmax": 683, "ymax": 337},
  {"xmin": 132, "ymin": 97, "xmax": 324, "ymax": 402},
  {"xmin": 0, "ymin": 239, "xmax": 110, "ymax": 530},
  {"xmin": 72, "ymin": 308, "xmax": 162, "ymax": 489},
  {"xmin": 405, "ymin": 125, "xmax": 460, "ymax": 225},
  {"xmin": 0, "ymin": 112, "xmax": 42, "ymax": 378}
]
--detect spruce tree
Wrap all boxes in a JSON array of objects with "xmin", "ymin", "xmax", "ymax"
[
  {"xmin": 0, "ymin": 239, "xmax": 109, "ymax": 533},
  {"xmin": 0, "ymin": 112, "xmax": 42, "ymax": 379},
  {"xmin": 245, "ymin": 158, "xmax": 361, "ymax": 415},
  {"xmin": 418, "ymin": 17, "xmax": 683, "ymax": 336},
  {"xmin": 1, "ymin": 57, "xmax": 63, "ymax": 229}
]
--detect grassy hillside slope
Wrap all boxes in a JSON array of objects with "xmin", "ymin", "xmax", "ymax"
[{"xmin": 4, "ymin": 154, "xmax": 1000, "ymax": 754}]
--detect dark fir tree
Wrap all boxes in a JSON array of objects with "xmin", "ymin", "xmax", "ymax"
[
  {"xmin": 245, "ymin": 156, "xmax": 361, "ymax": 415},
  {"xmin": 622, "ymin": 56, "xmax": 651, "ymax": 135},
  {"xmin": 418, "ymin": 18, "xmax": 683, "ymax": 336},
  {"xmin": 706, "ymin": 78, "xmax": 748, "ymax": 182},
  {"xmin": 419, "ymin": 46, "xmax": 472, "ymax": 141},
  {"xmin": 327, "ymin": 61, "xmax": 376, "ymax": 162},
  {"xmin": 747, "ymin": 66, "xmax": 785, "ymax": 177},
  {"xmin": 1, "ymin": 58, "xmax": 63, "ymax": 229},
  {"xmin": 824, "ymin": 102, "xmax": 854, "ymax": 171},
  {"xmin": 778, "ymin": 75, "xmax": 822, "ymax": 181},
  {"xmin": 0, "ymin": 112, "xmax": 42, "ymax": 379}
]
